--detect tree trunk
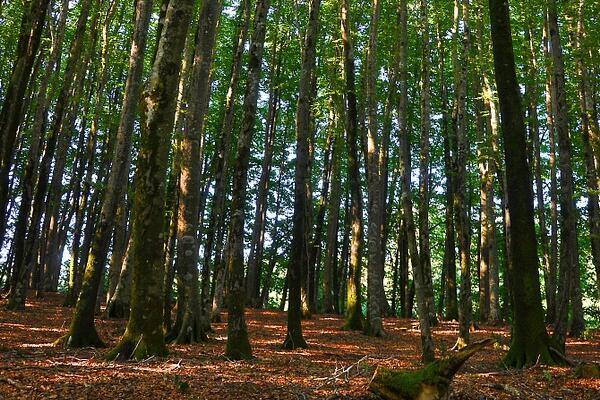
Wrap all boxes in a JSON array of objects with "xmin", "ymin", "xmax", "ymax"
[
  {"xmin": 224, "ymin": 0, "xmax": 271, "ymax": 360},
  {"xmin": 488, "ymin": 0, "xmax": 564, "ymax": 367},
  {"xmin": 396, "ymin": 0, "xmax": 434, "ymax": 363},
  {"xmin": 340, "ymin": 0, "xmax": 363, "ymax": 332},
  {"xmin": 8, "ymin": 0, "xmax": 96, "ymax": 310},
  {"xmin": 323, "ymin": 108, "xmax": 342, "ymax": 314},
  {"xmin": 172, "ymin": 0, "xmax": 222, "ymax": 345},
  {"xmin": 201, "ymin": 0, "xmax": 250, "ymax": 327},
  {"xmin": 573, "ymin": 0, "xmax": 600, "ymax": 306},
  {"xmin": 417, "ymin": 0, "xmax": 436, "ymax": 327},
  {"xmin": 106, "ymin": 0, "xmax": 194, "ymax": 360},
  {"xmin": 0, "ymin": 0, "xmax": 51, "ymax": 239},
  {"xmin": 363, "ymin": 0, "xmax": 385, "ymax": 338},
  {"xmin": 452, "ymin": 0, "xmax": 472, "ymax": 348},
  {"xmin": 54, "ymin": 0, "xmax": 153, "ymax": 345},
  {"xmin": 541, "ymin": 14, "xmax": 559, "ymax": 325},
  {"xmin": 547, "ymin": 0, "xmax": 585, "ymax": 344},
  {"xmin": 106, "ymin": 234, "xmax": 133, "ymax": 319},
  {"xmin": 436, "ymin": 19, "xmax": 458, "ymax": 322},
  {"xmin": 246, "ymin": 11, "xmax": 281, "ymax": 307},
  {"xmin": 283, "ymin": 0, "xmax": 320, "ymax": 350}
]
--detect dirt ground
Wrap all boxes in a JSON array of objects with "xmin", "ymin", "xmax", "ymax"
[{"xmin": 1, "ymin": 293, "xmax": 599, "ymax": 399}]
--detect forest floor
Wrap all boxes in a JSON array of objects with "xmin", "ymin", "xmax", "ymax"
[{"xmin": 0, "ymin": 293, "xmax": 599, "ymax": 399}]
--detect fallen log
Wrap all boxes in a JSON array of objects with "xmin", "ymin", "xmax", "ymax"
[{"xmin": 368, "ymin": 338, "xmax": 494, "ymax": 400}]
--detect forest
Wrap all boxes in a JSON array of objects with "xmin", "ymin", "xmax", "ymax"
[{"xmin": 0, "ymin": 0, "xmax": 599, "ymax": 398}]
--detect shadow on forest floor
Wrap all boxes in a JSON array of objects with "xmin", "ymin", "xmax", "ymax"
[{"xmin": 1, "ymin": 293, "xmax": 599, "ymax": 399}]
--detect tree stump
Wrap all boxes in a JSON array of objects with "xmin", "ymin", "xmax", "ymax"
[{"xmin": 369, "ymin": 338, "xmax": 494, "ymax": 400}]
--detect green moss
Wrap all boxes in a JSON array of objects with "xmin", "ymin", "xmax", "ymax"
[{"xmin": 373, "ymin": 364, "xmax": 448, "ymax": 399}]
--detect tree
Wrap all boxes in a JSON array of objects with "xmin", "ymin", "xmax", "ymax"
[
  {"xmin": 283, "ymin": 0, "xmax": 321, "ymax": 350},
  {"xmin": 0, "ymin": 0, "xmax": 51, "ymax": 240},
  {"xmin": 55, "ymin": 0, "xmax": 154, "ymax": 346},
  {"xmin": 488, "ymin": 0, "xmax": 563, "ymax": 368},
  {"xmin": 172, "ymin": 0, "xmax": 222, "ymax": 345},
  {"xmin": 224, "ymin": 0, "xmax": 272, "ymax": 360},
  {"xmin": 106, "ymin": 0, "xmax": 195, "ymax": 360},
  {"xmin": 340, "ymin": 0, "xmax": 363, "ymax": 332}
]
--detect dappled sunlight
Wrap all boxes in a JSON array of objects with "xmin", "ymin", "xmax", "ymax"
[{"xmin": 1, "ymin": 294, "xmax": 599, "ymax": 399}]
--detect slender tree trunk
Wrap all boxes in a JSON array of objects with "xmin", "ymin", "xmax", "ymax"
[
  {"xmin": 323, "ymin": 109, "xmax": 342, "ymax": 314},
  {"xmin": 340, "ymin": 0, "xmax": 363, "ymax": 332},
  {"xmin": 201, "ymin": 0, "xmax": 251, "ymax": 327},
  {"xmin": 572, "ymin": 0, "xmax": 600, "ymax": 305},
  {"xmin": 172, "ymin": 0, "xmax": 222, "ymax": 345},
  {"xmin": 482, "ymin": 75, "xmax": 501, "ymax": 324},
  {"xmin": 453, "ymin": 0, "xmax": 472, "ymax": 349},
  {"xmin": 547, "ymin": 0, "xmax": 585, "ymax": 344},
  {"xmin": 0, "ymin": 0, "xmax": 51, "ymax": 239},
  {"xmin": 9, "ymin": 0, "xmax": 69, "ymax": 299},
  {"xmin": 438, "ymin": 18, "xmax": 458, "ymax": 321},
  {"xmin": 417, "ymin": 0, "xmax": 436, "ymax": 327},
  {"xmin": 396, "ymin": 0, "xmax": 434, "ymax": 362},
  {"xmin": 542, "ymin": 15, "xmax": 559, "ymax": 324},
  {"xmin": 259, "ymin": 166, "xmax": 285, "ymax": 308},
  {"xmin": 106, "ymin": 0, "xmax": 194, "ymax": 360},
  {"xmin": 362, "ymin": 0, "xmax": 385, "ymax": 338},
  {"xmin": 283, "ymin": 0, "xmax": 320, "ymax": 350},
  {"xmin": 309, "ymin": 123, "xmax": 334, "ymax": 313},
  {"xmin": 107, "ymin": 195, "xmax": 129, "ymax": 303},
  {"xmin": 8, "ymin": 0, "xmax": 96, "ymax": 310},
  {"xmin": 246, "ymin": 13, "xmax": 281, "ymax": 307},
  {"xmin": 224, "ymin": 0, "xmax": 271, "ymax": 360},
  {"xmin": 523, "ymin": 25, "xmax": 553, "ymax": 327},
  {"xmin": 106, "ymin": 234, "xmax": 133, "ymax": 319}
]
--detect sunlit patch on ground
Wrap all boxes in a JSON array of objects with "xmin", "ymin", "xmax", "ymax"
[{"xmin": 1, "ymin": 293, "xmax": 599, "ymax": 399}]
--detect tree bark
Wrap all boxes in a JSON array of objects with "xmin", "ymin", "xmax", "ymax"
[
  {"xmin": 224, "ymin": 0, "xmax": 271, "ymax": 360},
  {"xmin": 106, "ymin": 0, "xmax": 194, "ymax": 360},
  {"xmin": 340, "ymin": 0, "xmax": 363, "ymax": 332},
  {"xmin": 547, "ymin": 0, "xmax": 585, "ymax": 343},
  {"xmin": 488, "ymin": 0, "xmax": 563, "ymax": 368},
  {"xmin": 0, "ymin": 0, "xmax": 51, "ymax": 239},
  {"xmin": 452, "ymin": 0, "xmax": 472, "ymax": 348},
  {"xmin": 172, "ymin": 0, "xmax": 222, "ymax": 345},
  {"xmin": 283, "ymin": 0, "xmax": 320, "ymax": 350},
  {"xmin": 54, "ymin": 0, "xmax": 153, "ymax": 344}
]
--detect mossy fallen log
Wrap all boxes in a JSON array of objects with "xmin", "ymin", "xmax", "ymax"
[{"xmin": 369, "ymin": 338, "xmax": 494, "ymax": 400}]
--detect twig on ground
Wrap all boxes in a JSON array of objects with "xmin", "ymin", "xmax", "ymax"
[{"xmin": 315, "ymin": 355, "xmax": 370, "ymax": 389}]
